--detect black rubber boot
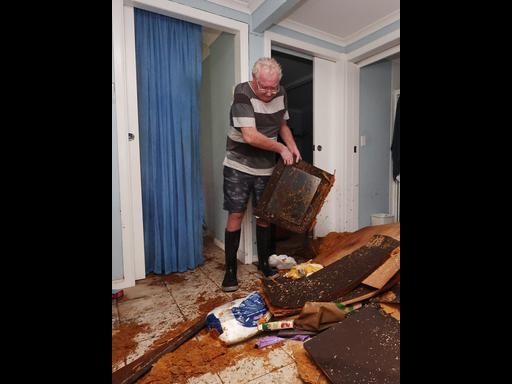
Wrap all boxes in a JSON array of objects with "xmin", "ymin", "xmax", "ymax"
[
  {"xmin": 256, "ymin": 226, "xmax": 278, "ymax": 278},
  {"xmin": 222, "ymin": 229, "xmax": 241, "ymax": 292},
  {"xmin": 270, "ymin": 224, "xmax": 277, "ymax": 257}
]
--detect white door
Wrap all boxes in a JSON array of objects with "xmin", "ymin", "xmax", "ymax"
[{"xmin": 313, "ymin": 57, "xmax": 338, "ymax": 237}]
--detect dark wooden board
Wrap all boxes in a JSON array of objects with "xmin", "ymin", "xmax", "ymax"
[
  {"xmin": 262, "ymin": 235, "xmax": 399, "ymax": 308},
  {"xmin": 254, "ymin": 159, "xmax": 335, "ymax": 233},
  {"xmin": 304, "ymin": 304, "xmax": 400, "ymax": 384}
]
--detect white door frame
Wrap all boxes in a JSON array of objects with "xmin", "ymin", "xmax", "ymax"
[
  {"xmin": 112, "ymin": 0, "xmax": 250, "ymax": 287},
  {"xmin": 113, "ymin": 0, "xmax": 136, "ymax": 289},
  {"xmin": 263, "ymin": 31, "xmax": 360, "ymax": 234}
]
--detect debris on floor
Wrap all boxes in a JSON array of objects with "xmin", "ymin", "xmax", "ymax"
[
  {"xmin": 283, "ymin": 260, "xmax": 323, "ymax": 279},
  {"xmin": 312, "ymin": 223, "xmax": 400, "ymax": 266},
  {"xmin": 290, "ymin": 342, "xmax": 330, "ymax": 384},
  {"xmin": 112, "ymin": 321, "xmax": 149, "ymax": 367},
  {"xmin": 269, "ymin": 254, "xmax": 297, "ymax": 269},
  {"xmin": 112, "ymin": 223, "xmax": 401, "ymax": 383},
  {"xmin": 261, "ymin": 234, "xmax": 399, "ymax": 309},
  {"xmin": 303, "ymin": 304, "xmax": 400, "ymax": 384},
  {"xmin": 112, "ymin": 289, "xmax": 124, "ymax": 299},
  {"xmin": 379, "ymin": 303, "xmax": 401, "ymax": 321},
  {"xmin": 112, "ymin": 318, "xmax": 207, "ymax": 384},
  {"xmin": 258, "ymin": 224, "xmax": 400, "ymax": 382},
  {"xmin": 206, "ymin": 291, "xmax": 271, "ymax": 345},
  {"xmin": 361, "ymin": 246, "xmax": 400, "ymax": 289},
  {"xmin": 293, "ymin": 302, "xmax": 361, "ymax": 332},
  {"xmin": 138, "ymin": 331, "xmax": 283, "ymax": 384}
]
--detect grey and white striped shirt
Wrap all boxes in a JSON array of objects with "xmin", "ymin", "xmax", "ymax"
[{"xmin": 223, "ymin": 82, "xmax": 289, "ymax": 176}]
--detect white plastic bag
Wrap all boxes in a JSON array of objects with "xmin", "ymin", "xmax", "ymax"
[
  {"xmin": 268, "ymin": 254, "xmax": 297, "ymax": 269},
  {"xmin": 206, "ymin": 291, "xmax": 271, "ymax": 345}
]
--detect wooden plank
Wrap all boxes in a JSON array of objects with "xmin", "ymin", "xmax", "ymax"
[
  {"xmin": 112, "ymin": 318, "xmax": 206, "ymax": 384},
  {"xmin": 339, "ymin": 271, "xmax": 400, "ymax": 305},
  {"xmin": 372, "ymin": 281, "xmax": 400, "ymax": 304},
  {"xmin": 262, "ymin": 235, "xmax": 399, "ymax": 308},
  {"xmin": 379, "ymin": 303, "xmax": 400, "ymax": 321},
  {"xmin": 312, "ymin": 223, "xmax": 400, "ymax": 267},
  {"xmin": 361, "ymin": 246, "xmax": 400, "ymax": 289}
]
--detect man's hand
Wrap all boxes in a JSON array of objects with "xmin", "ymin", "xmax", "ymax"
[
  {"xmin": 289, "ymin": 146, "xmax": 301, "ymax": 163},
  {"xmin": 280, "ymin": 146, "xmax": 294, "ymax": 165}
]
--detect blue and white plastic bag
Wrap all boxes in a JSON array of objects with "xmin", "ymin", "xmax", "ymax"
[{"xmin": 206, "ymin": 291, "xmax": 271, "ymax": 345}]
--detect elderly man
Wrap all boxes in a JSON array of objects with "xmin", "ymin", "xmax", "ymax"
[{"xmin": 221, "ymin": 57, "xmax": 301, "ymax": 292}]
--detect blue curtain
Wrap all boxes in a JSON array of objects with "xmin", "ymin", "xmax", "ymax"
[{"xmin": 134, "ymin": 9, "xmax": 204, "ymax": 274}]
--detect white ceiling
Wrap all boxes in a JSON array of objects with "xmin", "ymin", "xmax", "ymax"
[
  {"xmin": 211, "ymin": 0, "xmax": 399, "ymax": 44},
  {"xmin": 285, "ymin": 0, "xmax": 400, "ymax": 41}
]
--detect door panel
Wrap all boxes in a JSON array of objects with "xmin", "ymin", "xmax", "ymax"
[{"xmin": 313, "ymin": 57, "xmax": 337, "ymax": 237}]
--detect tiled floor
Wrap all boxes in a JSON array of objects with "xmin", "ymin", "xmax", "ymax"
[{"xmin": 112, "ymin": 237, "xmax": 306, "ymax": 383}]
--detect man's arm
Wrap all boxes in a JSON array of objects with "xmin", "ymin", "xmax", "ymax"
[
  {"xmin": 279, "ymin": 121, "xmax": 301, "ymax": 163},
  {"xmin": 240, "ymin": 127, "xmax": 294, "ymax": 165}
]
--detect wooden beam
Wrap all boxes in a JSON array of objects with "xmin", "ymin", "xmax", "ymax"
[
  {"xmin": 112, "ymin": 318, "xmax": 206, "ymax": 384},
  {"xmin": 251, "ymin": 0, "xmax": 302, "ymax": 33}
]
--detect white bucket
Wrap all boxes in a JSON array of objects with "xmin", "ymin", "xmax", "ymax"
[{"xmin": 371, "ymin": 213, "xmax": 395, "ymax": 225}]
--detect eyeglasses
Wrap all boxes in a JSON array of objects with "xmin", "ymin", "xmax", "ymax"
[{"xmin": 256, "ymin": 79, "xmax": 280, "ymax": 95}]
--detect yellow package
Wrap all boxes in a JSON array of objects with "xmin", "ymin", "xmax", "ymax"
[{"xmin": 284, "ymin": 261, "xmax": 323, "ymax": 279}]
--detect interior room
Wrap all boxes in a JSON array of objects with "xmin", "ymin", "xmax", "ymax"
[{"xmin": 113, "ymin": 1, "xmax": 400, "ymax": 382}]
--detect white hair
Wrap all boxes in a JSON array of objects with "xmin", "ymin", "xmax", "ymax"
[{"xmin": 252, "ymin": 57, "xmax": 282, "ymax": 80}]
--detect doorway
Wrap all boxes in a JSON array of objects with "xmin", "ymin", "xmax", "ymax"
[
  {"xmin": 271, "ymin": 48, "xmax": 315, "ymax": 261},
  {"xmin": 113, "ymin": 0, "xmax": 250, "ymax": 287},
  {"xmin": 272, "ymin": 48, "xmax": 313, "ymax": 164},
  {"xmin": 357, "ymin": 54, "xmax": 400, "ymax": 228},
  {"xmin": 200, "ymin": 29, "xmax": 236, "ymax": 253}
]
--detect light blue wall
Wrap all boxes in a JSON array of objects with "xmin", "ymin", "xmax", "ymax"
[
  {"xmin": 358, "ymin": 60, "xmax": 392, "ymax": 228},
  {"xmin": 249, "ymin": 31, "xmax": 264, "ymax": 75},
  {"xmin": 112, "ymin": 44, "xmax": 124, "ymax": 280},
  {"xmin": 200, "ymin": 32, "xmax": 235, "ymax": 242}
]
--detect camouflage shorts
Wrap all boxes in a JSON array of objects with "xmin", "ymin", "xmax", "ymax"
[{"xmin": 223, "ymin": 166, "xmax": 270, "ymax": 213}]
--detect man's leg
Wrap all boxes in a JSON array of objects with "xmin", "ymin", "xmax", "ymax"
[
  {"xmin": 256, "ymin": 219, "xmax": 278, "ymax": 278},
  {"xmin": 222, "ymin": 167, "xmax": 252, "ymax": 292},
  {"xmin": 256, "ymin": 223, "xmax": 276, "ymax": 271},
  {"xmin": 222, "ymin": 212, "xmax": 243, "ymax": 292},
  {"xmin": 253, "ymin": 175, "xmax": 278, "ymax": 278},
  {"xmin": 270, "ymin": 223, "xmax": 277, "ymax": 257}
]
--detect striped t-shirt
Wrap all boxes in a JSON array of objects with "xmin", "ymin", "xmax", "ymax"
[{"xmin": 223, "ymin": 81, "xmax": 289, "ymax": 176}]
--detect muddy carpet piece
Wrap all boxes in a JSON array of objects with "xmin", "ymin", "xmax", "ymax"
[
  {"xmin": 262, "ymin": 235, "xmax": 399, "ymax": 308},
  {"xmin": 304, "ymin": 304, "xmax": 400, "ymax": 384}
]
